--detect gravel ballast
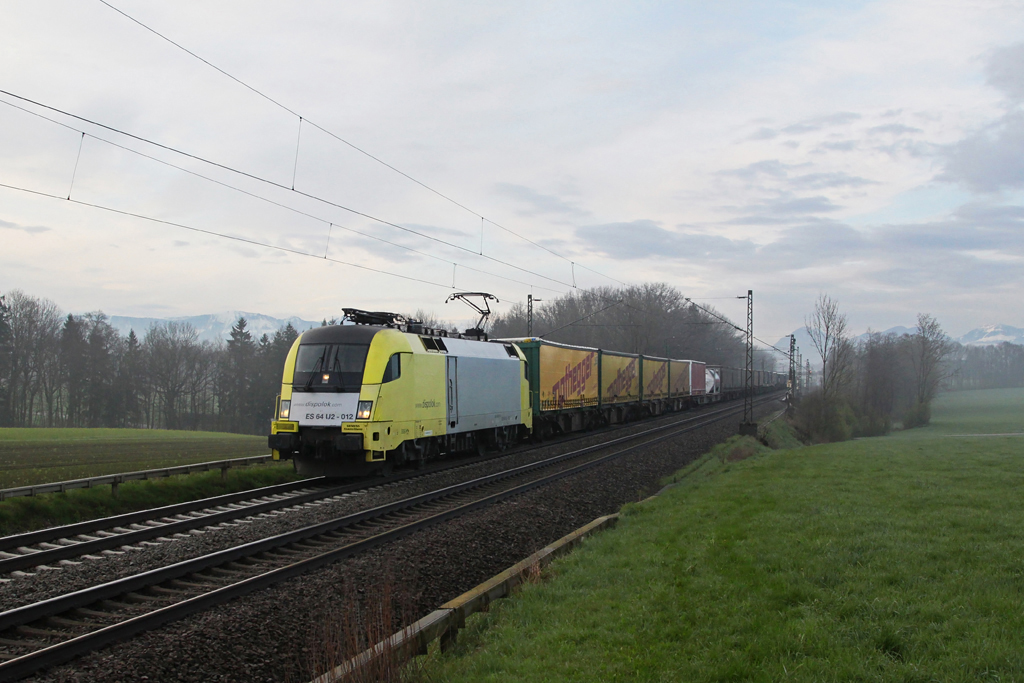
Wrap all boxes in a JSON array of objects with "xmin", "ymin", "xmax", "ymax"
[{"xmin": 28, "ymin": 399, "xmax": 783, "ymax": 683}]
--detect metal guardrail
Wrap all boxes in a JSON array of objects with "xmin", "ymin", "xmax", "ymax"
[{"xmin": 0, "ymin": 454, "xmax": 275, "ymax": 501}]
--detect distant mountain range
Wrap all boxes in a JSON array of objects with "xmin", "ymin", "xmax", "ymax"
[
  {"xmin": 957, "ymin": 324, "xmax": 1024, "ymax": 346},
  {"xmin": 776, "ymin": 324, "xmax": 1024, "ymax": 357},
  {"xmin": 108, "ymin": 311, "xmax": 1024, "ymax": 349},
  {"xmin": 107, "ymin": 312, "xmax": 321, "ymax": 343}
]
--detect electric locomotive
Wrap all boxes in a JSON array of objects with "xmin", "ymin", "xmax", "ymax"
[{"xmin": 268, "ymin": 310, "xmax": 531, "ymax": 477}]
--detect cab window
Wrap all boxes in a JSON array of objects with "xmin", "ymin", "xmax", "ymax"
[{"xmin": 382, "ymin": 353, "xmax": 402, "ymax": 383}]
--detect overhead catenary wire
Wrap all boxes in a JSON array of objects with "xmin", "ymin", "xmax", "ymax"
[
  {"xmin": 3, "ymin": 91, "xmax": 653, "ymax": 329},
  {"xmin": 96, "ymin": 0, "xmax": 627, "ymax": 288},
  {"xmin": 0, "ymin": 88, "xmax": 578, "ymax": 292},
  {"xmin": 0, "ymin": 92, "xmax": 566, "ymax": 296},
  {"xmin": 684, "ymin": 297, "xmax": 745, "ymax": 334},
  {"xmin": 14, "ymin": 89, "xmax": 790, "ymax": 342},
  {"xmin": 66, "ymin": 131, "xmax": 85, "ymax": 200},
  {"xmin": 291, "ymin": 116, "xmax": 302, "ymax": 191},
  {"xmin": 0, "ymin": 180, "xmax": 471, "ymax": 292},
  {"xmin": 684, "ymin": 296, "xmax": 793, "ymax": 359},
  {"xmin": 3, "ymin": 99, "xmax": 721, "ymax": 324},
  {"xmin": 538, "ymin": 300, "xmax": 624, "ymax": 339}
]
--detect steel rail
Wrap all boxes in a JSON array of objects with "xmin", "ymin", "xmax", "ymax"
[
  {"xmin": 0, "ymin": 478, "xmax": 326, "ymax": 555},
  {"xmin": 0, "ymin": 411, "xmax": 647, "ymax": 574},
  {"xmin": 0, "ymin": 419, "xmax": 613, "ymax": 572},
  {"xmin": 0, "ymin": 394, "xmax": 782, "ymax": 681},
  {"xmin": 0, "ymin": 481, "xmax": 364, "ymax": 575},
  {"xmin": 0, "ymin": 396, "xmax": 767, "ymax": 628},
  {"xmin": 0, "ymin": 455, "xmax": 275, "ymax": 501},
  {"xmin": 0, "ymin": 393, "xmax": 765, "ymax": 573}
]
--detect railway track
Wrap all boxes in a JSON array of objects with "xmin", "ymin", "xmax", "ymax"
[
  {"xmin": 0, "ymin": 394, "xmax": 780, "ymax": 681},
  {"xmin": 0, "ymin": 396, "xmax": 759, "ymax": 577},
  {"xmin": 0, "ymin": 429, "xmax": 592, "ymax": 576}
]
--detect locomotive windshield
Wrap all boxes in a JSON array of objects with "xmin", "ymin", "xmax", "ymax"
[{"xmin": 293, "ymin": 343, "xmax": 369, "ymax": 391}]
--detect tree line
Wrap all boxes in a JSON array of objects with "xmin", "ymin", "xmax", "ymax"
[
  {"xmin": 0, "ymin": 284, "xmax": 777, "ymax": 434},
  {"xmin": 6, "ymin": 285, "xmax": 1012, "ymax": 438},
  {"xmin": 0, "ymin": 289, "xmax": 298, "ymax": 434},
  {"xmin": 796, "ymin": 294, "xmax": 1024, "ymax": 442},
  {"xmin": 489, "ymin": 283, "xmax": 778, "ymax": 370}
]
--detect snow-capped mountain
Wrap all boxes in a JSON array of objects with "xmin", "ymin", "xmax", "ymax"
[
  {"xmin": 957, "ymin": 324, "xmax": 1024, "ymax": 347},
  {"xmin": 854, "ymin": 326, "xmax": 914, "ymax": 342},
  {"xmin": 107, "ymin": 312, "xmax": 320, "ymax": 343},
  {"xmin": 776, "ymin": 324, "xmax": 1024, "ymax": 353}
]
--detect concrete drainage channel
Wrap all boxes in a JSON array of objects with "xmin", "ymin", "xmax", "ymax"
[{"xmin": 0, "ymin": 398, "xmax": 776, "ymax": 682}]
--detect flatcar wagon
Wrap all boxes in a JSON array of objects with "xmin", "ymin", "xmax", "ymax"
[{"xmin": 510, "ymin": 338, "xmax": 713, "ymax": 437}]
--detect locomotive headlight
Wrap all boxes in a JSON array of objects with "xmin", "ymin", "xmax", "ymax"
[
  {"xmin": 279, "ymin": 400, "xmax": 291, "ymax": 420},
  {"xmin": 356, "ymin": 401, "xmax": 373, "ymax": 420}
]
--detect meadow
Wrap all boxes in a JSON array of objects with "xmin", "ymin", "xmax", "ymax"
[
  {"xmin": 421, "ymin": 388, "xmax": 1024, "ymax": 682},
  {"xmin": 0, "ymin": 428, "xmax": 300, "ymax": 535},
  {"xmin": 0, "ymin": 428, "xmax": 269, "ymax": 488}
]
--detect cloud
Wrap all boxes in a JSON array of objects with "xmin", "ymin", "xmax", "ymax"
[
  {"xmin": 720, "ymin": 159, "xmax": 796, "ymax": 180},
  {"xmin": 572, "ymin": 200, "xmax": 1024, "ymax": 283},
  {"xmin": 747, "ymin": 127, "xmax": 779, "ymax": 140},
  {"xmin": 780, "ymin": 112, "xmax": 861, "ymax": 135},
  {"xmin": 0, "ymin": 218, "xmax": 50, "ymax": 234},
  {"xmin": 790, "ymin": 172, "xmax": 877, "ymax": 190},
  {"xmin": 576, "ymin": 220, "xmax": 754, "ymax": 260},
  {"xmin": 725, "ymin": 195, "xmax": 844, "ymax": 225},
  {"xmin": 818, "ymin": 140, "xmax": 859, "ymax": 152},
  {"xmin": 938, "ymin": 44, "xmax": 1024, "ymax": 192},
  {"xmin": 985, "ymin": 42, "xmax": 1024, "ymax": 101},
  {"xmin": 885, "ymin": 203, "xmax": 1024, "ymax": 252},
  {"xmin": 494, "ymin": 183, "xmax": 589, "ymax": 218},
  {"xmin": 768, "ymin": 196, "xmax": 842, "ymax": 214},
  {"xmin": 868, "ymin": 123, "xmax": 922, "ymax": 135},
  {"xmin": 725, "ymin": 201, "xmax": 1024, "ymax": 294},
  {"xmin": 940, "ymin": 111, "xmax": 1024, "ymax": 192},
  {"xmin": 758, "ymin": 222, "xmax": 870, "ymax": 263},
  {"xmin": 721, "ymin": 160, "xmax": 874, "ymax": 190}
]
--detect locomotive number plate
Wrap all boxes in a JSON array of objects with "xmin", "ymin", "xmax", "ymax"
[{"xmin": 290, "ymin": 393, "xmax": 360, "ymax": 426}]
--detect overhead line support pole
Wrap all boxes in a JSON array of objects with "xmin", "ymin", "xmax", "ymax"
[
  {"xmin": 796, "ymin": 349, "xmax": 802, "ymax": 394},
  {"xmin": 788, "ymin": 334, "xmax": 796, "ymax": 408},
  {"xmin": 739, "ymin": 290, "xmax": 757, "ymax": 436}
]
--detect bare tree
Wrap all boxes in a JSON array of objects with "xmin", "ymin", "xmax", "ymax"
[
  {"xmin": 145, "ymin": 322, "xmax": 199, "ymax": 430},
  {"xmin": 488, "ymin": 284, "xmax": 747, "ymax": 365},
  {"xmin": 805, "ymin": 294, "xmax": 853, "ymax": 399},
  {"xmin": 908, "ymin": 313, "xmax": 954, "ymax": 406},
  {"xmin": 406, "ymin": 309, "xmax": 459, "ymax": 333}
]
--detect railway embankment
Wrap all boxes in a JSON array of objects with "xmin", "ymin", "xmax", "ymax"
[
  {"xmin": 418, "ymin": 388, "xmax": 1024, "ymax": 682},
  {"xmin": 24, "ymin": 399, "xmax": 779, "ymax": 682}
]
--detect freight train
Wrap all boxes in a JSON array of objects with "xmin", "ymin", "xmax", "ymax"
[{"xmin": 267, "ymin": 310, "xmax": 787, "ymax": 477}]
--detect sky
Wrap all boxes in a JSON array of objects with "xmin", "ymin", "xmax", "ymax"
[{"xmin": 1, "ymin": 0, "xmax": 1023, "ymax": 340}]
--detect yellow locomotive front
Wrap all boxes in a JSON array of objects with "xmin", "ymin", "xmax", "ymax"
[{"xmin": 268, "ymin": 317, "xmax": 531, "ymax": 477}]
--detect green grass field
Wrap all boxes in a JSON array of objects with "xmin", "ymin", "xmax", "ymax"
[
  {"xmin": 0, "ymin": 428, "xmax": 299, "ymax": 535},
  {"xmin": 421, "ymin": 388, "xmax": 1024, "ymax": 682},
  {"xmin": 0, "ymin": 428, "xmax": 269, "ymax": 488}
]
